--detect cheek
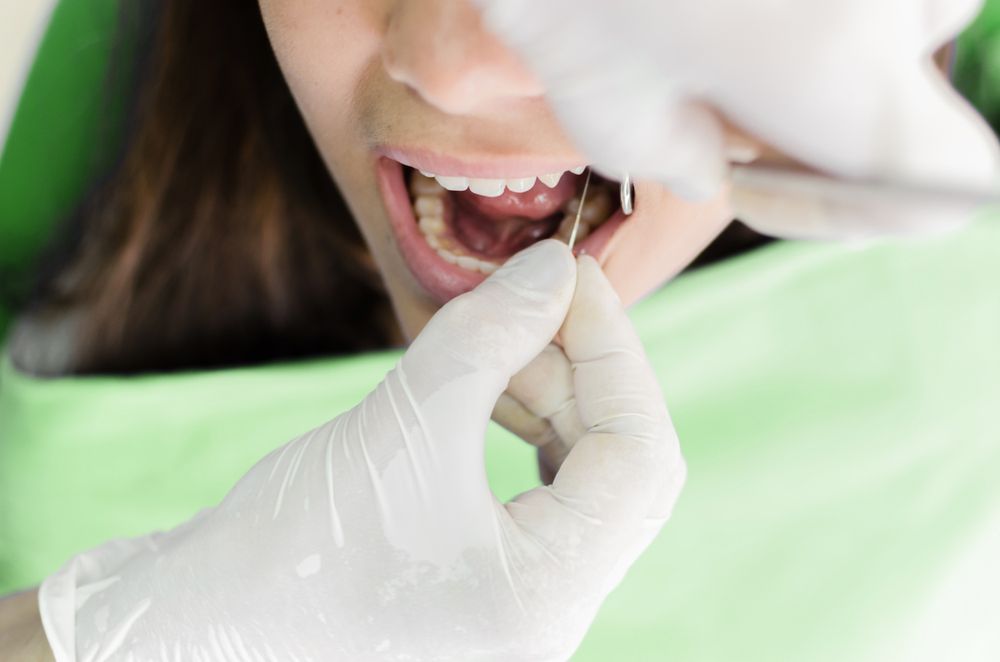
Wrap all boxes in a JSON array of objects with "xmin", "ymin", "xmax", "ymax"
[
  {"xmin": 257, "ymin": 0, "xmax": 388, "ymax": 234},
  {"xmin": 602, "ymin": 185, "xmax": 734, "ymax": 307},
  {"xmin": 258, "ymin": 0, "xmax": 382, "ymax": 143}
]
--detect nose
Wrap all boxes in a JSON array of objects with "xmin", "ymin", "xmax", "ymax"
[{"xmin": 382, "ymin": 0, "xmax": 544, "ymax": 115}]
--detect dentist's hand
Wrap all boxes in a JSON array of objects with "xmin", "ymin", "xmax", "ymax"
[
  {"xmin": 39, "ymin": 240, "xmax": 685, "ymax": 661},
  {"xmin": 474, "ymin": 0, "xmax": 1000, "ymax": 239}
]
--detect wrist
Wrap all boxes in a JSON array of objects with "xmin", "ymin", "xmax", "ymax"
[{"xmin": 0, "ymin": 589, "xmax": 55, "ymax": 662}]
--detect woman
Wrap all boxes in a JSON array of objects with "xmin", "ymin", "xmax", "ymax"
[{"xmin": 2, "ymin": 0, "xmax": 998, "ymax": 659}]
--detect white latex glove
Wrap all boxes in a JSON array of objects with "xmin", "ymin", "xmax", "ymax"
[
  {"xmin": 474, "ymin": 0, "xmax": 1000, "ymax": 239},
  {"xmin": 39, "ymin": 240, "xmax": 685, "ymax": 661}
]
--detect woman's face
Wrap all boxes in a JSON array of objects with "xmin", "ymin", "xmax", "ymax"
[{"xmin": 258, "ymin": 0, "xmax": 735, "ymax": 340}]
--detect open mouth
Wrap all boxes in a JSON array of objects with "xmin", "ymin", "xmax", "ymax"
[{"xmin": 376, "ymin": 156, "xmax": 630, "ymax": 303}]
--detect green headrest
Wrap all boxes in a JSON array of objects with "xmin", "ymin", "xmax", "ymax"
[{"xmin": 0, "ymin": 0, "xmax": 121, "ymax": 280}]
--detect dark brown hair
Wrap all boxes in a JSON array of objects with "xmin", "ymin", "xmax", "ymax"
[{"xmin": 29, "ymin": 0, "xmax": 396, "ymax": 375}]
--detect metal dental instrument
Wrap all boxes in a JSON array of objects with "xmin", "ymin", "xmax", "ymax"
[
  {"xmin": 615, "ymin": 164, "xmax": 999, "ymax": 216},
  {"xmin": 730, "ymin": 163, "xmax": 1000, "ymax": 213},
  {"xmin": 620, "ymin": 173, "xmax": 634, "ymax": 215},
  {"xmin": 567, "ymin": 169, "xmax": 593, "ymax": 251},
  {"xmin": 568, "ymin": 162, "xmax": 999, "ymax": 251}
]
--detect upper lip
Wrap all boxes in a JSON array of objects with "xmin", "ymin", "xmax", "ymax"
[{"xmin": 377, "ymin": 145, "xmax": 587, "ymax": 179}]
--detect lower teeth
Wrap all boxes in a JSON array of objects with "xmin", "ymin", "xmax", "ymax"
[{"xmin": 409, "ymin": 172, "xmax": 614, "ymax": 274}]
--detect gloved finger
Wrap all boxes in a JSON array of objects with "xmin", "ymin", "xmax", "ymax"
[
  {"xmin": 552, "ymin": 256, "xmax": 685, "ymax": 525},
  {"xmin": 506, "ymin": 256, "xmax": 683, "ymax": 559},
  {"xmin": 496, "ymin": 343, "xmax": 586, "ymax": 483},
  {"xmin": 398, "ymin": 240, "xmax": 576, "ymax": 458},
  {"xmin": 492, "ymin": 392, "xmax": 558, "ymax": 450},
  {"xmin": 491, "ymin": 392, "xmax": 564, "ymax": 484},
  {"xmin": 506, "ymin": 344, "xmax": 584, "ymax": 458},
  {"xmin": 504, "ymin": 257, "xmax": 683, "ymax": 587}
]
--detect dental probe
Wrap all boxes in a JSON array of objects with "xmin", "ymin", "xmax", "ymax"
[
  {"xmin": 567, "ymin": 169, "xmax": 593, "ymax": 251},
  {"xmin": 730, "ymin": 164, "xmax": 1000, "ymax": 214}
]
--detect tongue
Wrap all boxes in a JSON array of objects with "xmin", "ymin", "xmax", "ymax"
[
  {"xmin": 451, "ymin": 206, "xmax": 561, "ymax": 258},
  {"xmin": 448, "ymin": 175, "xmax": 578, "ymax": 258},
  {"xmin": 454, "ymin": 174, "xmax": 578, "ymax": 221}
]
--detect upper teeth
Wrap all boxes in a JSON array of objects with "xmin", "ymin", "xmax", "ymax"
[{"xmin": 418, "ymin": 166, "xmax": 587, "ymax": 198}]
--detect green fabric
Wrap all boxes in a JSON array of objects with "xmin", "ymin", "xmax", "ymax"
[
  {"xmin": 956, "ymin": 0, "xmax": 1000, "ymax": 134},
  {"xmin": 3, "ymin": 219, "xmax": 1000, "ymax": 660},
  {"xmin": 0, "ymin": 0, "xmax": 123, "ymax": 338}
]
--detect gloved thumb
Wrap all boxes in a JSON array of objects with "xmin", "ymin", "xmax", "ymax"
[{"xmin": 399, "ymin": 240, "xmax": 576, "ymax": 445}]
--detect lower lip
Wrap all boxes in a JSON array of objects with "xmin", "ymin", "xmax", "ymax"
[{"xmin": 376, "ymin": 157, "xmax": 627, "ymax": 304}]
